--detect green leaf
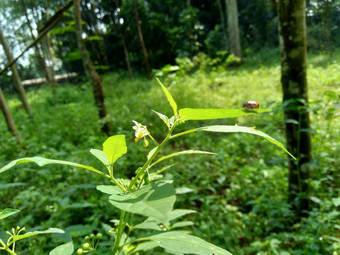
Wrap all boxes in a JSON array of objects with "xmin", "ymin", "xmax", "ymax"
[
  {"xmin": 147, "ymin": 147, "xmax": 158, "ymax": 160},
  {"xmin": 147, "ymin": 231, "xmax": 232, "ymax": 255},
  {"xmin": 96, "ymin": 185, "xmax": 122, "ymax": 195},
  {"xmin": 167, "ymin": 209, "xmax": 196, "ymax": 222},
  {"xmin": 109, "ymin": 181, "xmax": 176, "ymax": 222},
  {"xmin": 152, "ymin": 110, "xmax": 170, "ymax": 128},
  {"xmin": 155, "ymin": 77, "xmax": 178, "ymax": 116},
  {"xmin": 65, "ymin": 225, "xmax": 95, "ymax": 237},
  {"xmin": 150, "ymin": 150, "xmax": 216, "ymax": 168},
  {"xmin": 134, "ymin": 219, "xmax": 163, "ymax": 231},
  {"xmin": 179, "ymin": 108, "xmax": 270, "ymax": 121},
  {"xmin": 175, "ymin": 187, "xmax": 194, "ymax": 195},
  {"xmin": 103, "ymin": 135, "xmax": 127, "ymax": 165},
  {"xmin": 172, "ymin": 221, "xmax": 194, "ymax": 229},
  {"xmin": 0, "ymin": 157, "xmax": 105, "ymax": 176},
  {"xmin": 135, "ymin": 209, "xmax": 196, "ymax": 229},
  {"xmin": 199, "ymin": 125, "xmax": 296, "ymax": 159},
  {"xmin": 0, "ymin": 208, "xmax": 20, "ymax": 220},
  {"xmin": 13, "ymin": 228, "xmax": 64, "ymax": 241},
  {"xmin": 90, "ymin": 149, "xmax": 110, "ymax": 166},
  {"xmin": 49, "ymin": 242, "xmax": 74, "ymax": 255},
  {"xmin": 133, "ymin": 241, "xmax": 158, "ymax": 253}
]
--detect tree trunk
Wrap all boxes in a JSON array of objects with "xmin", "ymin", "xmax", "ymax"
[
  {"xmin": 73, "ymin": 0, "xmax": 111, "ymax": 134},
  {"xmin": 225, "ymin": 0, "xmax": 241, "ymax": 60},
  {"xmin": 20, "ymin": 0, "xmax": 57, "ymax": 98},
  {"xmin": 0, "ymin": 27, "xmax": 32, "ymax": 117},
  {"xmin": 133, "ymin": 0, "xmax": 151, "ymax": 79},
  {"xmin": 44, "ymin": 0, "xmax": 57, "ymax": 82},
  {"xmin": 217, "ymin": 0, "xmax": 228, "ymax": 50},
  {"xmin": 278, "ymin": 0, "xmax": 313, "ymax": 217},
  {"xmin": 0, "ymin": 88, "xmax": 21, "ymax": 141},
  {"xmin": 120, "ymin": 30, "xmax": 134, "ymax": 79}
]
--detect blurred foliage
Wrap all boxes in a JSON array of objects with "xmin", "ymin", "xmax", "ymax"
[{"xmin": 1, "ymin": 0, "xmax": 339, "ymax": 81}]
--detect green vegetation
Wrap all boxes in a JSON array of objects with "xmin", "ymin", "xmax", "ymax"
[{"xmin": 1, "ymin": 50, "xmax": 339, "ymax": 254}]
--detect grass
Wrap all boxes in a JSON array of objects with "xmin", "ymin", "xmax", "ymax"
[{"xmin": 0, "ymin": 48, "xmax": 339, "ymax": 254}]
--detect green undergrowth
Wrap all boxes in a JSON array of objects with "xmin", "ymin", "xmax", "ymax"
[{"xmin": 0, "ymin": 49, "xmax": 339, "ymax": 254}]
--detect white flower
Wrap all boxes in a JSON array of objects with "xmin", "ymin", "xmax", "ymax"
[{"xmin": 132, "ymin": 120, "xmax": 149, "ymax": 142}]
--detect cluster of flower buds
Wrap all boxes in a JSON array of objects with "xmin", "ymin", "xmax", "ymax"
[{"xmin": 77, "ymin": 233, "xmax": 103, "ymax": 254}]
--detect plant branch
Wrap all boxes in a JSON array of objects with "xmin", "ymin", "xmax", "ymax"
[{"xmin": 0, "ymin": 239, "xmax": 17, "ymax": 255}]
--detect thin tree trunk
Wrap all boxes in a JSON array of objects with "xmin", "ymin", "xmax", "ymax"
[
  {"xmin": 45, "ymin": 0, "xmax": 57, "ymax": 80},
  {"xmin": 90, "ymin": 39, "xmax": 104, "ymax": 66},
  {"xmin": 120, "ymin": 30, "xmax": 134, "ymax": 79},
  {"xmin": 278, "ymin": 0, "xmax": 313, "ymax": 217},
  {"xmin": 98, "ymin": 35, "xmax": 109, "ymax": 67},
  {"xmin": 115, "ymin": 1, "xmax": 133, "ymax": 78},
  {"xmin": 133, "ymin": 0, "xmax": 151, "ymax": 79},
  {"xmin": 20, "ymin": 0, "xmax": 57, "ymax": 98},
  {"xmin": 217, "ymin": 0, "xmax": 228, "ymax": 50},
  {"xmin": 73, "ymin": 0, "xmax": 111, "ymax": 134},
  {"xmin": 225, "ymin": 0, "xmax": 241, "ymax": 60},
  {"xmin": 0, "ymin": 87, "xmax": 21, "ymax": 141},
  {"xmin": 33, "ymin": 0, "xmax": 57, "ymax": 85},
  {"xmin": 0, "ymin": 27, "xmax": 31, "ymax": 117}
]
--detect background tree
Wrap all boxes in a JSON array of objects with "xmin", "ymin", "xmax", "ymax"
[
  {"xmin": 37, "ymin": 0, "xmax": 58, "ymax": 85},
  {"xmin": 226, "ymin": 0, "xmax": 241, "ymax": 59},
  {"xmin": 0, "ymin": 88, "xmax": 21, "ymax": 141},
  {"xmin": 217, "ymin": 0, "xmax": 228, "ymax": 50},
  {"xmin": 0, "ymin": 27, "xmax": 31, "ymax": 117},
  {"xmin": 20, "ymin": 0, "xmax": 57, "ymax": 97},
  {"xmin": 73, "ymin": 0, "xmax": 111, "ymax": 134},
  {"xmin": 133, "ymin": 0, "xmax": 151, "ymax": 79},
  {"xmin": 278, "ymin": 0, "xmax": 313, "ymax": 217}
]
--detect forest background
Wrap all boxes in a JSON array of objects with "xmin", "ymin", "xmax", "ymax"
[{"xmin": 0, "ymin": 0, "xmax": 339, "ymax": 254}]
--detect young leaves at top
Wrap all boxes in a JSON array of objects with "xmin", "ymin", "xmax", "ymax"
[
  {"xmin": 155, "ymin": 77, "xmax": 178, "ymax": 116},
  {"xmin": 152, "ymin": 110, "xmax": 170, "ymax": 128},
  {"xmin": 154, "ymin": 79, "xmax": 294, "ymax": 159}
]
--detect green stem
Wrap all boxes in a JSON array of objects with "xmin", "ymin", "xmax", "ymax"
[
  {"xmin": 127, "ymin": 123, "xmax": 177, "ymax": 191},
  {"xmin": 170, "ymin": 128, "xmax": 200, "ymax": 139},
  {"xmin": 112, "ymin": 211, "xmax": 127, "ymax": 254},
  {"xmin": 112, "ymin": 120, "xmax": 180, "ymax": 254},
  {"xmin": 0, "ymin": 239, "xmax": 17, "ymax": 255},
  {"xmin": 122, "ymin": 236, "xmax": 151, "ymax": 247},
  {"xmin": 148, "ymin": 134, "xmax": 159, "ymax": 146},
  {"xmin": 108, "ymin": 166, "xmax": 127, "ymax": 192}
]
